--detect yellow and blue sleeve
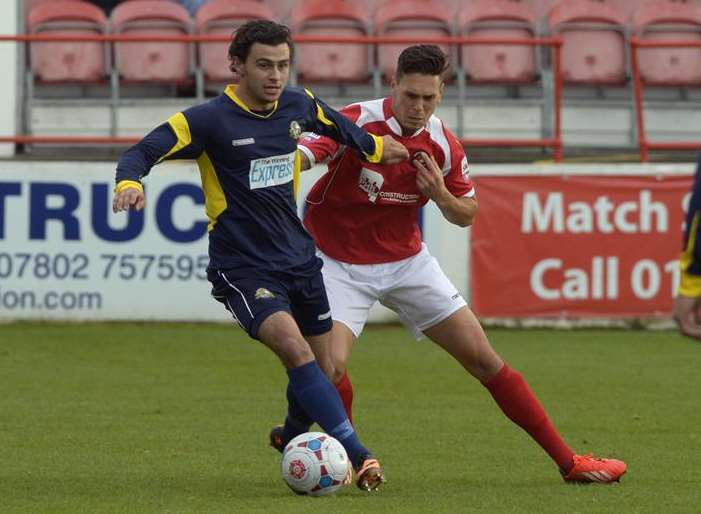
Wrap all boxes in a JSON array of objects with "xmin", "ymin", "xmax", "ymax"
[
  {"xmin": 115, "ymin": 111, "xmax": 201, "ymax": 189},
  {"xmin": 304, "ymin": 88, "xmax": 381, "ymax": 164}
]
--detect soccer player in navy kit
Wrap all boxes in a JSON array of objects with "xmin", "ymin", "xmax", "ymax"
[
  {"xmin": 112, "ymin": 20, "xmax": 408, "ymax": 491},
  {"xmin": 674, "ymin": 154, "xmax": 701, "ymax": 340}
]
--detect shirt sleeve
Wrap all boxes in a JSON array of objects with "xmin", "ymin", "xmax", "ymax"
[
  {"xmin": 115, "ymin": 109, "xmax": 205, "ymax": 186},
  {"xmin": 443, "ymin": 131, "xmax": 475, "ymax": 199},
  {"xmin": 302, "ymin": 89, "xmax": 382, "ymax": 164},
  {"xmin": 298, "ymin": 104, "xmax": 362, "ymax": 166},
  {"xmin": 679, "ymin": 155, "xmax": 701, "ymax": 296}
]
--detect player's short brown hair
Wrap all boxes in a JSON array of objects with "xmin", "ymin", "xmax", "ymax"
[
  {"xmin": 396, "ymin": 45, "xmax": 448, "ymax": 79},
  {"xmin": 228, "ymin": 20, "xmax": 294, "ymax": 67}
]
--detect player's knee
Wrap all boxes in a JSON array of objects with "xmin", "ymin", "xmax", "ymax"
[{"xmin": 331, "ymin": 364, "xmax": 346, "ymax": 385}]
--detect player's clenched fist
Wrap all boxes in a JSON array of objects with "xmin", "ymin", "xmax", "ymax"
[
  {"xmin": 379, "ymin": 135, "xmax": 409, "ymax": 164},
  {"xmin": 413, "ymin": 151, "xmax": 447, "ymax": 201},
  {"xmin": 112, "ymin": 187, "xmax": 145, "ymax": 213}
]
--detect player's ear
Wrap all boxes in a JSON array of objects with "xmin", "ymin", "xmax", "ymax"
[
  {"xmin": 230, "ymin": 56, "xmax": 244, "ymax": 76},
  {"xmin": 390, "ymin": 75, "xmax": 398, "ymax": 89}
]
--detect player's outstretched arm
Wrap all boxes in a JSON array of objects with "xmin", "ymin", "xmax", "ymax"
[
  {"xmin": 413, "ymin": 152, "xmax": 477, "ymax": 227},
  {"xmin": 304, "ymin": 90, "xmax": 408, "ymax": 165},
  {"xmin": 113, "ymin": 112, "xmax": 204, "ymax": 214}
]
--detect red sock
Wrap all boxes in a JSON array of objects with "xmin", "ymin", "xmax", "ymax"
[
  {"xmin": 483, "ymin": 364, "xmax": 575, "ymax": 472},
  {"xmin": 335, "ymin": 370, "xmax": 354, "ymax": 425}
]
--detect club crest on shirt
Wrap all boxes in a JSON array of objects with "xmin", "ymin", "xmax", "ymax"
[
  {"xmin": 255, "ymin": 288, "xmax": 275, "ymax": 300},
  {"xmin": 359, "ymin": 168, "xmax": 384, "ymax": 203},
  {"xmin": 289, "ymin": 120, "xmax": 302, "ymax": 141}
]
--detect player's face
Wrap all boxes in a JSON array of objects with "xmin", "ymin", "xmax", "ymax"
[
  {"xmin": 391, "ymin": 73, "xmax": 444, "ymax": 134},
  {"xmin": 236, "ymin": 42, "xmax": 290, "ymax": 109}
]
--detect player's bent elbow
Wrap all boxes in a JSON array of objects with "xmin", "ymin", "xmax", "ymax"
[{"xmin": 458, "ymin": 209, "xmax": 477, "ymax": 227}]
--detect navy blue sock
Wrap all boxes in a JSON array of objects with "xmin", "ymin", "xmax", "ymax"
[
  {"xmin": 287, "ymin": 361, "xmax": 370, "ymax": 468},
  {"xmin": 282, "ymin": 382, "xmax": 313, "ymax": 444}
]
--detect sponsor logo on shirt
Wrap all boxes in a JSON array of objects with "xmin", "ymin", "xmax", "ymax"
[
  {"xmin": 378, "ymin": 191, "xmax": 420, "ymax": 204},
  {"xmin": 249, "ymin": 151, "xmax": 296, "ymax": 190},
  {"xmin": 359, "ymin": 167, "xmax": 384, "ymax": 203},
  {"xmin": 232, "ymin": 137, "xmax": 255, "ymax": 146},
  {"xmin": 461, "ymin": 156, "xmax": 469, "ymax": 179}
]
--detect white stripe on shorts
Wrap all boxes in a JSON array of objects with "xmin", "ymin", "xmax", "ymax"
[{"xmin": 218, "ymin": 271, "xmax": 254, "ymax": 320}]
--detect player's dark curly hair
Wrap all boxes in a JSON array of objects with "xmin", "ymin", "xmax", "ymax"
[
  {"xmin": 396, "ymin": 45, "xmax": 448, "ymax": 79},
  {"xmin": 228, "ymin": 20, "xmax": 294, "ymax": 69}
]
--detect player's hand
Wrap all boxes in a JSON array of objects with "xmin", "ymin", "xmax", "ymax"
[
  {"xmin": 413, "ymin": 151, "xmax": 449, "ymax": 201},
  {"xmin": 673, "ymin": 294, "xmax": 701, "ymax": 341},
  {"xmin": 112, "ymin": 187, "xmax": 145, "ymax": 213},
  {"xmin": 379, "ymin": 135, "xmax": 409, "ymax": 164}
]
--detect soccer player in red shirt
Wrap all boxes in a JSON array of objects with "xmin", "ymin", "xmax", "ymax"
[{"xmin": 271, "ymin": 45, "xmax": 627, "ymax": 484}]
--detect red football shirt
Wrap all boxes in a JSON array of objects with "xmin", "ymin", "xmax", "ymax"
[{"xmin": 300, "ymin": 97, "xmax": 475, "ymax": 264}]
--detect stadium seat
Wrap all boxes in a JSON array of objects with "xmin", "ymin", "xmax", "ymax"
[
  {"xmin": 24, "ymin": 0, "xmax": 54, "ymax": 13},
  {"xmin": 264, "ymin": 0, "xmax": 299, "ymax": 20},
  {"xmin": 27, "ymin": 0, "xmax": 108, "ymax": 82},
  {"xmin": 111, "ymin": 0, "xmax": 192, "ymax": 82},
  {"xmin": 633, "ymin": 0, "xmax": 701, "ymax": 86},
  {"xmin": 374, "ymin": 0, "xmax": 453, "ymax": 81},
  {"xmin": 196, "ymin": 0, "xmax": 274, "ymax": 82},
  {"xmin": 459, "ymin": 0, "xmax": 539, "ymax": 83},
  {"xmin": 290, "ymin": 0, "xmax": 371, "ymax": 83},
  {"xmin": 548, "ymin": 0, "xmax": 629, "ymax": 85}
]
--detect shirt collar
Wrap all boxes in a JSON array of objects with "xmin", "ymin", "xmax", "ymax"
[
  {"xmin": 383, "ymin": 97, "xmax": 426, "ymax": 138},
  {"xmin": 224, "ymin": 84, "xmax": 278, "ymax": 118}
]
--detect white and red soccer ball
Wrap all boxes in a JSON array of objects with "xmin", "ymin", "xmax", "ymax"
[{"xmin": 281, "ymin": 432, "xmax": 350, "ymax": 496}]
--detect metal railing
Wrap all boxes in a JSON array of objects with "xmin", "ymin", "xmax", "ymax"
[
  {"xmin": 630, "ymin": 36, "xmax": 701, "ymax": 162},
  {"xmin": 2, "ymin": 33, "xmax": 565, "ymax": 159}
]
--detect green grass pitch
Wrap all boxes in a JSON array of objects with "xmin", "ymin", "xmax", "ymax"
[{"xmin": 1, "ymin": 323, "xmax": 700, "ymax": 514}]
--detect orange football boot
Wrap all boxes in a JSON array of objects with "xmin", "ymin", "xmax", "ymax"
[{"xmin": 563, "ymin": 454, "xmax": 627, "ymax": 483}]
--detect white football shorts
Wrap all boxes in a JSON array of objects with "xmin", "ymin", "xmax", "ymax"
[{"xmin": 319, "ymin": 243, "xmax": 467, "ymax": 340}]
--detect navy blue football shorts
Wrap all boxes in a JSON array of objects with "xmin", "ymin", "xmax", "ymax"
[{"xmin": 208, "ymin": 266, "xmax": 333, "ymax": 340}]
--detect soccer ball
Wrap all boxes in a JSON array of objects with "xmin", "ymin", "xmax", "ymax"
[{"xmin": 281, "ymin": 432, "xmax": 350, "ymax": 496}]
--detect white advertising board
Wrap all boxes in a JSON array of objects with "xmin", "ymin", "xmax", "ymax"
[{"xmin": 0, "ymin": 161, "xmax": 229, "ymax": 321}]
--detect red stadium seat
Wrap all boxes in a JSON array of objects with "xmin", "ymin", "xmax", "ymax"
[
  {"xmin": 374, "ymin": 0, "xmax": 453, "ymax": 81},
  {"xmin": 196, "ymin": 0, "xmax": 274, "ymax": 82},
  {"xmin": 290, "ymin": 0, "xmax": 371, "ymax": 83},
  {"xmin": 459, "ymin": 0, "xmax": 538, "ymax": 83},
  {"xmin": 633, "ymin": 0, "xmax": 701, "ymax": 86},
  {"xmin": 111, "ymin": 0, "xmax": 192, "ymax": 82},
  {"xmin": 24, "ymin": 0, "xmax": 54, "ymax": 13},
  {"xmin": 548, "ymin": 0, "xmax": 628, "ymax": 85},
  {"xmin": 264, "ymin": 0, "xmax": 299, "ymax": 20},
  {"xmin": 27, "ymin": 0, "xmax": 107, "ymax": 82}
]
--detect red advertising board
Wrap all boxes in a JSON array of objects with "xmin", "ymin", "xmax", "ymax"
[{"xmin": 470, "ymin": 173, "xmax": 693, "ymax": 318}]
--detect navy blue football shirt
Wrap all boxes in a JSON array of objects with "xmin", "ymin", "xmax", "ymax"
[{"xmin": 115, "ymin": 85, "xmax": 383, "ymax": 275}]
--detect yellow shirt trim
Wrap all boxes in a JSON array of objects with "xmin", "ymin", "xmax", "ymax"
[
  {"xmin": 679, "ymin": 271, "xmax": 701, "ymax": 297},
  {"xmin": 293, "ymin": 150, "xmax": 301, "ymax": 198},
  {"xmin": 196, "ymin": 151, "xmax": 227, "ymax": 231},
  {"xmin": 679, "ymin": 212, "xmax": 701, "ymax": 296},
  {"xmin": 158, "ymin": 112, "xmax": 192, "ymax": 163},
  {"xmin": 114, "ymin": 180, "xmax": 143, "ymax": 194},
  {"xmin": 364, "ymin": 134, "xmax": 383, "ymax": 164},
  {"xmin": 224, "ymin": 84, "xmax": 278, "ymax": 118}
]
